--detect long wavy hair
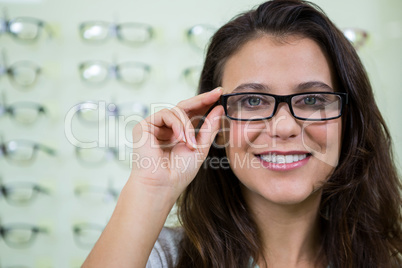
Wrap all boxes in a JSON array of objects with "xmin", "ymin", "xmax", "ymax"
[{"xmin": 176, "ymin": 0, "xmax": 402, "ymax": 267}]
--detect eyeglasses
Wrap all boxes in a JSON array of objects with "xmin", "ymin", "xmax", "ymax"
[
  {"xmin": 0, "ymin": 10, "xmax": 53, "ymax": 44},
  {"xmin": 74, "ymin": 181, "xmax": 119, "ymax": 204},
  {"xmin": 183, "ymin": 66, "xmax": 202, "ymax": 88},
  {"xmin": 0, "ymin": 50, "xmax": 41, "ymax": 89},
  {"xmin": 79, "ymin": 60, "xmax": 151, "ymax": 87},
  {"xmin": 220, "ymin": 92, "xmax": 348, "ymax": 121},
  {"xmin": 79, "ymin": 21, "xmax": 154, "ymax": 46},
  {"xmin": 72, "ymin": 223, "xmax": 103, "ymax": 249},
  {"xmin": 0, "ymin": 101, "xmax": 46, "ymax": 125},
  {"xmin": 0, "ymin": 223, "xmax": 48, "ymax": 249},
  {"xmin": 0, "ymin": 181, "xmax": 50, "ymax": 206},
  {"xmin": 0, "ymin": 139, "xmax": 56, "ymax": 165},
  {"xmin": 74, "ymin": 101, "xmax": 149, "ymax": 125},
  {"xmin": 75, "ymin": 146, "xmax": 130, "ymax": 168},
  {"xmin": 186, "ymin": 24, "xmax": 216, "ymax": 51}
]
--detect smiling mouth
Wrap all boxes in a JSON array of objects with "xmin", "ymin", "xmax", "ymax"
[{"xmin": 256, "ymin": 153, "xmax": 311, "ymax": 164}]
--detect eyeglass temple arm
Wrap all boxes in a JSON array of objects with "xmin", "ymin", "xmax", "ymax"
[
  {"xmin": 2, "ymin": 8, "xmax": 9, "ymax": 21},
  {"xmin": 36, "ymin": 143, "xmax": 57, "ymax": 156},
  {"xmin": 195, "ymin": 98, "xmax": 222, "ymax": 131}
]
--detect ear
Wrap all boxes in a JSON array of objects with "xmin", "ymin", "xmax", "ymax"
[
  {"xmin": 214, "ymin": 115, "xmax": 231, "ymax": 147},
  {"xmin": 214, "ymin": 122, "xmax": 230, "ymax": 147}
]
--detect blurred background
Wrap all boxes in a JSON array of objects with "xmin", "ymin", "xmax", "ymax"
[{"xmin": 0, "ymin": 0, "xmax": 400, "ymax": 267}]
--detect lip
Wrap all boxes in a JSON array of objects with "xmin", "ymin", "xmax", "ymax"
[{"xmin": 255, "ymin": 151, "xmax": 311, "ymax": 171}]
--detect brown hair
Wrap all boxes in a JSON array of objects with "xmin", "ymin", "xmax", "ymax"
[{"xmin": 176, "ymin": 1, "xmax": 402, "ymax": 267}]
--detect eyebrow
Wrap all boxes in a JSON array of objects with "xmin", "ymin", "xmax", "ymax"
[{"xmin": 231, "ymin": 81, "xmax": 334, "ymax": 93}]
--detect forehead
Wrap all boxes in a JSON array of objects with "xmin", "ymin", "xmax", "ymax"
[{"xmin": 221, "ymin": 35, "xmax": 335, "ymax": 94}]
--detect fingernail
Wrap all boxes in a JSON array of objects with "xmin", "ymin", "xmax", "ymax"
[
  {"xmin": 182, "ymin": 132, "xmax": 187, "ymax": 143},
  {"xmin": 212, "ymin": 87, "xmax": 222, "ymax": 93}
]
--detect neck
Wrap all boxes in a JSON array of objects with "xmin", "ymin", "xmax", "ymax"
[{"xmin": 245, "ymin": 189, "xmax": 325, "ymax": 268}]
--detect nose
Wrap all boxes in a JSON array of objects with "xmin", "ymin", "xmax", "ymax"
[{"xmin": 268, "ymin": 103, "xmax": 301, "ymax": 139}]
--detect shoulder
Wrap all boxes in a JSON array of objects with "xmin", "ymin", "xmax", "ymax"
[{"xmin": 146, "ymin": 226, "xmax": 184, "ymax": 268}]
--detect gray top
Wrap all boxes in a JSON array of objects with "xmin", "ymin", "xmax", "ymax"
[
  {"xmin": 146, "ymin": 227, "xmax": 330, "ymax": 268},
  {"xmin": 146, "ymin": 227, "xmax": 183, "ymax": 268}
]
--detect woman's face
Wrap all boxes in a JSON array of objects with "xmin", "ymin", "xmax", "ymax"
[{"xmin": 219, "ymin": 35, "xmax": 342, "ymax": 206}]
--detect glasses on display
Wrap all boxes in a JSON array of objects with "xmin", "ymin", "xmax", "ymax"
[
  {"xmin": 220, "ymin": 91, "xmax": 348, "ymax": 121},
  {"xmin": 183, "ymin": 66, "xmax": 202, "ymax": 88},
  {"xmin": 0, "ymin": 138, "xmax": 56, "ymax": 165},
  {"xmin": 79, "ymin": 21, "xmax": 154, "ymax": 46},
  {"xmin": 74, "ymin": 181, "xmax": 119, "ymax": 204},
  {"xmin": 0, "ymin": 50, "xmax": 41, "ymax": 89},
  {"xmin": 186, "ymin": 24, "xmax": 216, "ymax": 51},
  {"xmin": 0, "ymin": 223, "xmax": 48, "ymax": 249},
  {"xmin": 79, "ymin": 60, "xmax": 151, "ymax": 87},
  {"xmin": 74, "ymin": 101, "xmax": 148, "ymax": 125},
  {"xmin": 342, "ymin": 28, "xmax": 369, "ymax": 50},
  {"xmin": 72, "ymin": 223, "xmax": 103, "ymax": 249},
  {"xmin": 0, "ymin": 99, "xmax": 47, "ymax": 125},
  {"xmin": 0, "ymin": 9, "xmax": 53, "ymax": 44},
  {"xmin": 0, "ymin": 180, "xmax": 50, "ymax": 206},
  {"xmin": 75, "ymin": 146, "xmax": 130, "ymax": 168}
]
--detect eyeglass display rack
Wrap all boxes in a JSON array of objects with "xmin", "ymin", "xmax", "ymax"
[{"xmin": 0, "ymin": 0, "xmax": 400, "ymax": 267}]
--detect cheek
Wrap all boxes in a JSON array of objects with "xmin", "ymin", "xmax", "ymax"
[
  {"xmin": 225, "ymin": 121, "xmax": 267, "ymax": 150},
  {"xmin": 302, "ymin": 120, "xmax": 342, "ymax": 167}
]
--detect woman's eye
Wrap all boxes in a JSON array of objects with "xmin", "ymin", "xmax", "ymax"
[
  {"xmin": 246, "ymin": 97, "xmax": 261, "ymax": 106},
  {"xmin": 303, "ymin": 97, "xmax": 317, "ymax": 105}
]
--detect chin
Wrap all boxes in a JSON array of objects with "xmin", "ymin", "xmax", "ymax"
[{"xmin": 257, "ymin": 185, "xmax": 323, "ymax": 207}]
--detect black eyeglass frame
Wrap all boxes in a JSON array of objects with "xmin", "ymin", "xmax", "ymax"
[
  {"xmin": 72, "ymin": 222, "xmax": 104, "ymax": 249},
  {"xmin": 220, "ymin": 91, "xmax": 348, "ymax": 122}
]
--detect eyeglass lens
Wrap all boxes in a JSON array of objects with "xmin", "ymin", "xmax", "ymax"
[
  {"xmin": 5, "ymin": 141, "xmax": 36, "ymax": 162},
  {"xmin": 76, "ymin": 147, "xmax": 111, "ymax": 165},
  {"xmin": 2, "ymin": 61, "xmax": 40, "ymax": 88},
  {"xmin": 183, "ymin": 66, "xmax": 202, "ymax": 88},
  {"xmin": 9, "ymin": 18, "xmax": 42, "ymax": 41},
  {"xmin": 116, "ymin": 23, "xmax": 153, "ymax": 45},
  {"xmin": 1, "ymin": 102, "xmax": 45, "ymax": 124},
  {"xmin": 187, "ymin": 24, "xmax": 216, "ymax": 51},
  {"xmin": 79, "ymin": 22, "xmax": 110, "ymax": 41},
  {"xmin": 73, "ymin": 223, "xmax": 103, "ymax": 249},
  {"xmin": 76, "ymin": 147, "xmax": 130, "ymax": 167},
  {"xmin": 1, "ymin": 225, "xmax": 44, "ymax": 248},
  {"xmin": 1, "ymin": 182, "xmax": 47, "ymax": 205},
  {"xmin": 74, "ymin": 185, "xmax": 117, "ymax": 204}
]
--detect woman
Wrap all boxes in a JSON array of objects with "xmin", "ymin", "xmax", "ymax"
[{"xmin": 83, "ymin": 0, "xmax": 402, "ymax": 267}]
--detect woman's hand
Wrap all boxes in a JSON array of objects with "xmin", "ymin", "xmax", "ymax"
[{"xmin": 129, "ymin": 87, "xmax": 224, "ymax": 199}]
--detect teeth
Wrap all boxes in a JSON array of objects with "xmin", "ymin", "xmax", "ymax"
[{"xmin": 260, "ymin": 153, "xmax": 307, "ymax": 164}]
